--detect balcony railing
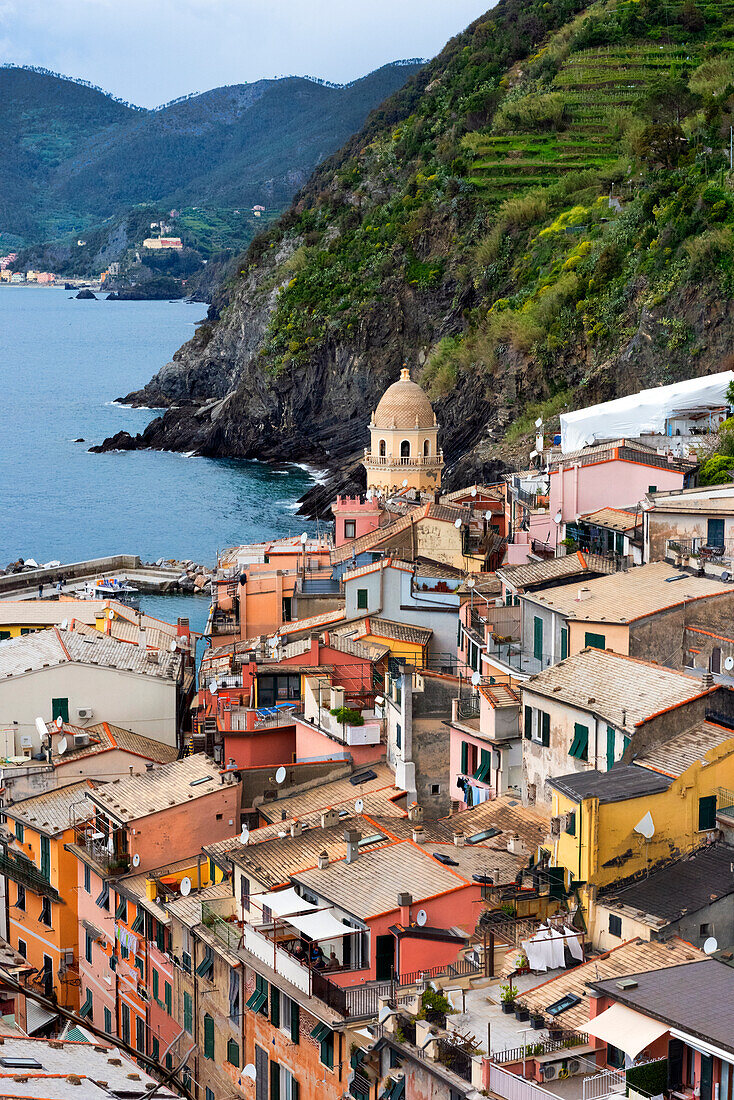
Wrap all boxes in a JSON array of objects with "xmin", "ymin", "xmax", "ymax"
[
  {"xmin": 668, "ymin": 538, "xmax": 734, "ymax": 563},
  {"xmin": 71, "ymin": 827, "xmax": 130, "ymax": 875},
  {"xmin": 718, "ymin": 787, "xmax": 734, "ymax": 819},
  {"xmin": 363, "ymin": 451, "xmax": 444, "ymax": 467},
  {"xmin": 0, "ymin": 846, "xmax": 60, "ymax": 902}
]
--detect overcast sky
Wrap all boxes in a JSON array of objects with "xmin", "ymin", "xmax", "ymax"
[{"xmin": 0, "ymin": 0, "xmax": 493, "ymax": 108}]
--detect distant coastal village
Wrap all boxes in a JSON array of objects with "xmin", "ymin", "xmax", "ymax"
[{"xmin": 3, "ymin": 365, "xmax": 734, "ymax": 1098}]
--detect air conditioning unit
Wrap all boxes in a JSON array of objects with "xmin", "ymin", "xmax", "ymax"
[
  {"xmin": 73, "ymin": 733, "xmax": 91, "ymax": 748},
  {"xmin": 550, "ymin": 816, "xmax": 562, "ymax": 837},
  {"xmin": 542, "ymin": 1065, "xmax": 558, "ymax": 1082},
  {"xmin": 77, "ymin": 707, "xmax": 94, "ymax": 720},
  {"xmin": 567, "ymin": 1060, "xmax": 582, "ymax": 1076}
]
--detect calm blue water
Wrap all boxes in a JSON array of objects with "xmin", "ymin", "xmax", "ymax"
[{"xmin": 0, "ymin": 287, "xmax": 317, "ymax": 574}]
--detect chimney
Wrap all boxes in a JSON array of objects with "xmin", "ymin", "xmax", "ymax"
[
  {"xmin": 408, "ymin": 802, "xmax": 423, "ymax": 825},
  {"xmin": 290, "ymin": 820, "xmax": 302, "ymax": 838},
  {"xmin": 492, "ymin": 868, "xmax": 502, "ymax": 884},
  {"xmin": 317, "ymin": 850, "xmax": 329, "ymax": 870},
  {"xmin": 507, "ymin": 834, "xmax": 527, "ymax": 857},
  {"xmin": 320, "ymin": 808, "xmax": 339, "ymax": 828},
  {"xmin": 345, "ymin": 829, "xmax": 360, "ymax": 863},
  {"xmin": 310, "ymin": 632, "xmax": 320, "ymax": 664},
  {"xmin": 412, "ymin": 825, "xmax": 425, "ymax": 844},
  {"xmin": 453, "ymin": 831, "xmax": 465, "ymax": 848},
  {"xmin": 577, "ymin": 587, "xmax": 592, "ymax": 602},
  {"xmin": 398, "ymin": 892, "xmax": 412, "ymax": 925},
  {"xmin": 702, "ymin": 670, "xmax": 715, "ymax": 689}
]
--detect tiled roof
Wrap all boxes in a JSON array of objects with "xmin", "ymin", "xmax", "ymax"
[
  {"xmin": 331, "ymin": 511, "xmax": 420, "ymax": 564},
  {"xmin": 277, "ymin": 608, "xmax": 346, "ymax": 637},
  {"xmin": 498, "ymin": 552, "xmax": 615, "ymax": 592},
  {"xmin": 578, "ymin": 507, "xmax": 640, "ymax": 533},
  {"xmin": 647, "ymin": 485, "xmax": 734, "ymax": 515},
  {"xmin": 479, "ymin": 683, "xmax": 520, "ymax": 708},
  {"xmin": 441, "ymin": 485, "xmax": 504, "ymax": 503},
  {"xmin": 524, "ymin": 560, "xmax": 732, "ymax": 624},
  {"xmin": 342, "ymin": 557, "xmax": 414, "ymax": 581},
  {"xmin": 257, "ymin": 763, "xmax": 406, "ymax": 825},
  {"xmin": 294, "ymin": 839, "xmax": 471, "ymax": 919},
  {"xmin": 523, "ymin": 648, "xmax": 706, "ymax": 732},
  {"xmin": 90, "ymin": 754, "xmax": 236, "ymax": 822},
  {"xmin": 635, "ymin": 719, "xmax": 734, "ymax": 778},
  {"xmin": 326, "ymin": 635, "xmax": 389, "ymax": 662},
  {"xmin": 229, "ymin": 824, "xmax": 393, "ymax": 889},
  {"xmin": 50, "ymin": 721, "xmax": 178, "ymax": 766},
  {"xmin": 445, "ymin": 795, "xmax": 551, "ymax": 852},
  {"xmin": 0, "ymin": 626, "xmax": 182, "ymax": 682},
  {"xmin": 334, "ymin": 616, "xmax": 432, "ymax": 647},
  {"xmin": 4, "ymin": 780, "xmax": 94, "ymax": 836},
  {"xmin": 519, "ymin": 936, "xmax": 705, "ymax": 1032},
  {"xmin": 548, "ymin": 764, "xmax": 673, "ymax": 804},
  {"xmin": 590, "ymin": 958, "xmax": 734, "ymax": 1055},
  {"xmin": 0, "ymin": 600, "xmax": 109, "ymax": 626},
  {"xmin": 0, "ymin": 1037, "xmax": 178, "ymax": 1098},
  {"xmin": 164, "ymin": 880, "xmax": 234, "ymax": 929},
  {"xmin": 373, "ymin": 372, "xmax": 436, "ymax": 430},
  {"xmin": 599, "ymin": 842, "xmax": 734, "ymax": 925},
  {"xmin": 549, "ymin": 438, "xmax": 692, "ymax": 470}
]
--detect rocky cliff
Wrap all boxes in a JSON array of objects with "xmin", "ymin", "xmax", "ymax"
[{"xmin": 97, "ymin": 0, "xmax": 734, "ymax": 514}]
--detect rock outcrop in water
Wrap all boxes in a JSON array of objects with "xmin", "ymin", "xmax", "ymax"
[{"xmin": 75, "ymin": 289, "xmax": 97, "ymax": 300}]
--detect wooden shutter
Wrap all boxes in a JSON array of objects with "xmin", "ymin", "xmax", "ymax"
[
  {"xmin": 524, "ymin": 706, "xmax": 532, "ymax": 740},
  {"xmin": 541, "ymin": 712, "xmax": 550, "ymax": 747},
  {"xmin": 270, "ymin": 986, "xmax": 280, "ymax": 1028},
  {"xmin": 270, "ymin": 1060, "xmax": 280, "ymax": 1100},
  {"xmin": 290, "ymin": 998, "xmax": 299, "ymax": 1044}
]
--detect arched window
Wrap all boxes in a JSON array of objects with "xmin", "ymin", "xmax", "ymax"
[
  {"xmin": 423, "ymin": 439, "xmax": 430, "ymax": 457},
  {"xmin": 400, "ymin": 440, "xmax": 411, "ymax": 458},
  {"xmin": 379, "ymin": 439, "xmax": 386, "ymax": 457}
]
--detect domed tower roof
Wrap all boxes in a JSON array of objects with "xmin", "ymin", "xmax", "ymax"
[{"xmin": 372, "ymin": 368, "xmax": 435, "ymax": 430}]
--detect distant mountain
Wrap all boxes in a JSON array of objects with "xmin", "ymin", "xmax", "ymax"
[{"xmin": 0, "ymin": 62, "xmax": 422, "ymax": 251}]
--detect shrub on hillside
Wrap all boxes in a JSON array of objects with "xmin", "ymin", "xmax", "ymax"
[{"xmin": 493, "ymin": 91, "xmax": 570, "ymax": 133}]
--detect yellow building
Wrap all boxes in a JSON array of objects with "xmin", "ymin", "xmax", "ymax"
[
  {"xmin": 363, "ymin": 368, "xmax": 443, "ymax": 495},
  {"xmin": 2, "ymin": 781, "xmax": 95, "ymax": 1016},
  {"xmin": 548, "ymin": 720, "xmax": 734, "ymax": 919}
]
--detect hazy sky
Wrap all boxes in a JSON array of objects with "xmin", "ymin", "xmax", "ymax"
[{"xmin": 0, "ymin": 0, "xmax": 493, "ymax": 108}]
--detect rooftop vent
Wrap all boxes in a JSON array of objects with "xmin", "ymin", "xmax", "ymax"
[{"xmin": 616, "ymin": 978, "xmax": 638, "ymax": 990}]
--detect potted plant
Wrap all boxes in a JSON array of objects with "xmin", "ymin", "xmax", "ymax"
[
  {"xmin": 531, "ymin": 1012, "xmax": 545, "ymax": 1031},
  {"xmin": 500, "ymin": 982, "xmax": 518, "ymax": 1014},
  {"xmin": 515, "ymin": 1003, "xmax": 530, "ymax": 1022}
]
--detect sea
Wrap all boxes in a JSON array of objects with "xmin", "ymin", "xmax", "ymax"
[{"xmin": 0, "ymin": 286, "xmax": 319, "ymax": 636}]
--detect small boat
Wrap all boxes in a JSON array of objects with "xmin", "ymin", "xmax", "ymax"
[{"xmin": 93, "ymin": 577, "xmax": 140, "ymax": 608}]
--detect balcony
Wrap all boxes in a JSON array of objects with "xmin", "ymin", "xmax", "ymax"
[
  {"xmin": 0, "ymin": 846, "xmax": 60, "ymax": 902},
  {"xmin": 363, "ymin": 450, "xmax": 444, "ymax": 468},
  {"xmin": 667, "ymin": 538, "xmax": 734, "ymax": 567},
  {"xmin": 227, "ymin": 704, "xmax": 299, "ymax": 733},
  {"xmin": 70, "ymin": 825, "xmax": 130, "ymax": 876}
]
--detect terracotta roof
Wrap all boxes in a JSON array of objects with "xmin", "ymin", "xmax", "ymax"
[
  {"xmin": 343, "ymin": 557, "xmax": 415, "ymax": 581},
  {"xmin": 257, "ymin": 763, "xmax": 406, "ymax": 825},
  {"xmin": 441, "ymin": 485, "xmax": 504, "ymax": 503},
  {"xmin": 524, "ymin": 561, "xmax": 732, "ymax": 624},
  {"xmin": 497, "ymin": 552, "xmax": 615, "ymax": 592},
  {"xmin": 635, "ymin": 719, "xmax": 734, "ymax": 778},
  {"xmin": 89, "ymin": 753, "xmax": 237, "ymax": 822},
  {"xmin": 0, "ymin": 626, "xmax": 182, "ymax": 682},
  {"xmin": 372, "ymin": 369, "xmax": 436, "ymax": 430},
  {"xmin": 445, "ymin": 795, "xmax": 551, "ymax": 853},
  {"xmin": 479, "ymin": 683, "xmax": 520, "ymax": 708},
  {"xmin": 4, "ymin": 780, "xmax": 94, "ymax": 836},
  {"xmin": 518, "ymin": 936, "xmax": 706, "ymax": 1031},
  {"xmin": 49, "ymin": 721, "xmax": 179, "ymax": 766},
  {"xmin": 293, "ymin": 839, "xmax": 471, "ymax": 919},
  {"xmin": 578, "ymin": 507, "xmax": 640, "ymax": 533},
  {"xmin": 335, "ymin": 616, "xmax": 432, "ymax": 648},
  {"xmin": 0, "ymin": 600, "xmax": 109, "ymax": 626},
  {"xmin": 331, "ymin": 511, "xmax": 420, "ymax": 564},
  {"xmin": 523, "ymin": 648, "xmax": 706, "ymax": 733},
  {"xmin": 647, "ymin": 485, "xmax": 734, "ymax": 515},
  {"xmin": 277, "ymin": 608, "xmax": 346, "ymax": 637},
  {"xmin": 229, "ymin": 824, "xmax": 393, "ymax": 889}
]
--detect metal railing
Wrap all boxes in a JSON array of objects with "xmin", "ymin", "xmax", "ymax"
[
  {"xmin": 437, "ymin": 1037, "xmax": 474, "ymax": 1082},
  {"xmin": 203, "ymin": 905, "xmax": 242, "ymax": 952},
  {"xmin": 490, "ymin": 1031, "xmax": 588, "ymax": 1065},
  {"xmin": 489, "ymin": 1063, "xmax": 560, "ymax": 1100},
  {"xmin": 668, "ymin": 537, "xmax": 734, "ymax": 562},
  {"xmin": 484, "ymin": 637, "xmax": 555, "ymax": 675},
  {"xmin": 71, "ymin": 826, "xmax": 129, "ymax": 875},
  {"xmin": 363, "ymin": 451, "xmax": 444, "ymax": 467},
  {"xmin": 718, "ymin": 787, "xmax": 734, "ymax": 817},
  {"xmin": 0, "ymin": 846, "xmax": 60, "ymax": 901},
  {"xmin": 457, "ymin": 694, "xmax": 481, "ymax": 720}
]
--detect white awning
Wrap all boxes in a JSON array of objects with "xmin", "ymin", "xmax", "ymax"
[
  {"xmin": 254, "ymin": 888, "xmax": 317, "ymax": 918},
  {"xmin": 585, "ymin": 1003, "xmax": 669, "ymax": 1058},
  {"xmin": 25, "ymin": 1001, "xmax": 58, "ymax": 1035},
  {"xmin": 286, "ymin": 909, "xmax": 355, "ymax": 940}
]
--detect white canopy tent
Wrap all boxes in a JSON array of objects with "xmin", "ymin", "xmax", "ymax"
[
  {"xmin": 560, "ymin": 371, "xmax": 734, "ymax": 453},
  {"xmin": 253, "ymin": 888, "xmax": 317, "ymax": 918},
  {"xmin": 287, "ymin": 909, "xmax": 355, "ymax": 941},
  {"xmin": 585, "ymin": 1003, "xmax": 669, "ymax": 1059}
]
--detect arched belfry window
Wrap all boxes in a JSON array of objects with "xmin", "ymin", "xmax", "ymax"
[
  {"xmin": 379, "ymin": 439, "xmax": 386, "ymax": 457},
  {"xmin": 423, "ymin": 439, "xmax": 430, "ymax": 457},
  {"xmin": 400, "ymin": 440, "xmax": 411, "ymax": 458}
]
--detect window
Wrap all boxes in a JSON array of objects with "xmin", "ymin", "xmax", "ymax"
[
  {"xmin": 229, "ymin": 967, "xmax": 240, "ymax": 1023},
  {"xmin": 282, "ymin": 596, "xmax": 292, "ymax": 622},
  {"xmin": 183, "ymin": 991, "xmax": 193, "ymax": 1034},
  {"xmin": 707, "ymin": 517, "xmax": 725, "ymax": 548},
  {"xmin": 344, "ymin": 520, "xmax": 356, "ymax": 540},
  {"xmin": 540, "ymin": 711, "xmax": 550, "ymax": 747},
  {"xmin": 181, "ymin": 927, "xmax": 192, "ymax": 971},
  {"xmin": 356, "ymin": 588, "xmax": 368, "ymax": 610},
  {"xmin": 379, "ymin": 439, "xmax": 386, "ymax": 457},
  {"xmin": 585, "ymin": 632, "xmax": 606, "ymax": 650},
  {"xmin": 700, "ymin": 923, "xmax": 711, "ymax": 938},
  {"xmin": 608, "ymin": 914, "xmax": 622, "ymax": 938},
  {"xmin": 423, "ymin": 439, "xmax": 430, "ymax": 457},
  {"xmin": 115, "ymin": 894, "xmax": 127, "ymax": 922},
  {"xmin": 0, "ymin": 631, "xmax": 9, "ymax": 640},
  {"xmin": 15, "ymin": 823, "xmax": 24, "ymax": 844},
  {"xmin": 400, "ymin": 440, "xmax": 410, "ymax": 458},
  {"xmin": 84, "ymin": 864, "xmax": 91, "ymax": 894},
  {"xmin": 560, "ymin": 627, "xmax": 569, "ymax": 661},
  {"xmin": 85, "ymin": 931, "xmax": 93, "ymax": 964},
  {"xmin": 564, "ymin": 812, "xmax": 576, "ymax": 836},
  {"xmin": 312, "ymin": 1023, "xmax": 334, "ymax": 1069},
  {"xmin": 396, "ymin": 723, "xmax": 401, "ymax": 750},
  {"xmin": 40, "ymin": 896, "xmax": 52, "ymax": 927},
  {"xmin": 546, "ymin": 993, "xmax": 582, "ymax": 1017},
  {"xmin": 155, "ymin": 921, "xmax": 166, "ymax": 954},
  {"xmin": 203, "ymin": 1013, "xmax": 215, "ymax": 1059},
  {"xmin": 256, "ymin": 1045, "xmax": 268, "ymax": 1100},
  {"xmin": 15, "ymin": 884, "xmax": 25, "ymax": 911},
  {"xmin": 96, "ymin": 881, "xmax": 109, "ymax": 910},
  {"xmin": 196, "ymin": 944, "xmax": 214, "ymax": 980},
  {"xmin": 152, "ymin": 1037, "xmax": 160, "ymax": 1062},
  {"xmin": 121, "ymin": 1003, "xmax": 130, "ymax": 1046},
  {"xmin": 474, "ymin": 749, "xmax": 492, "ymax": 785},
  {"xmin": 136, "ymin": 1015, "xmax": 145, "ymax": 1054},
  {"xmin": 164, "ymin": 981, "xmax": 172, "ymax": 1015},
  {"xmin": 533, "ymin": 616, "xmax": 543, "ymax": 662},
  {"xmin": 524, "ymin": 706, "xmax": 532, "ymax": 741},
  {"xmin": 51, "ymin": 698, "xmax": 69, "ymax": 723},
  {"xmin": 40, "ymin": 835, "xmax": 50, "ymax": 880},
  {"xmin": 699, "ymin": 795, "xmax": 717, "ymax": 831},
  {"xmin": 431, "ymin": 783, "xmax": 440, "ymax": 795},
  {"xmin": 17, "ymin": 939, "xmax": 26, "ymax": 959},
  {"xmin": 152, "ymin": 968, "xmax": 159, "ymax": 1002},
  {"xmin": 104, "ymin": 1007, "xmax": 112, "ymax": 1034},
  {"xmin": 207, "ymin": 1089, "xmax": 215, "ymax": 1100},
  {"xmin": 227, "ymin": 1037, "xmax": 240, "ymax": 1067},
  {"xmin": 569, "ymin": 723, "xmax": 589, "ymax": 761},
  {"xmin": 272, "ymin": 1063, "xmax": 298, "ymax": 1100}
]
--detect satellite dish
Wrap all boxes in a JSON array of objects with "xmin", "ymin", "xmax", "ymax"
[
  {"xmin": 300, "ymin": 532, "xmax": 308, "ymax": 545},
  {"xmin": 466, "ymin": 578, "xmax": 475, "ymax": 589},
  {"xmin": 35, "ymin": 717, "xmax": 47, "ymax": 739},
  {"xmin": 169, "ymin": 639, "xmax": 177, "ymax": 652},
  {"xmin": 240, "ymin": 825, "xmax": 250, "ymax": 844},
  {"xmin": 704, "ymin": 936, "xmax": 718, "ymax": 955},
  {"xmin": 57, "ymin": 737, "xmax": 68, "ymax": 756},
  {"xmin": 243, "ymin": 1064, "xmax": 257, "ymax": 1081},
  {"xmin": 209, "ymin": 679, "xmax": 218, "ymax": 694},
  {"xmin": 55, "ymin": 715, "xmax": 64, "ymax": 729},
  {"xmin": 554, "ymin": 511, "xmax": 563, "ymax": 525},
  {"xmin": 471, "ymin": 487, "xmax": 477, "ymax": 497},
  {"xmin": 529, "ymin": 450, "xmax": 539, "ymax": 460},
  {"xmin": 725, "ymin": 656, "xmax": 734, "ymax": 671},
  {"xmin": 634, "ymin": 811, "xmax": 655, "ymax": 840},
  {"xmin": 402, "ymin": 479, "xmax": 408, "ymax": 488},
  {"xmin": 454, "ymin": 518, "xmax": 462, "ymax": 529},
  {"xmin": 471, "ymin": 671, "xmax": 481, "ymax": 687},
  {"xmin": 108, "ymin": 610, "xmax": 115, "ymax": 621},
  {"xmin": 355, "ymin": 798, "xmax": 364, "ymax": 813},
  {"xmin": 415, "ymin": 909, "xmax": 427, "ymax": 927},
  {"xmin": 60, "ymin": 619, "xmax": 68, "ymax": 631},
  {"xmin": 275, "ymin": 766, "xmax": 287, "ymax": 785},
  {"xmin": 180, "ymin": 876, "xmax": 192, "ymax": 897},
  {"xmin": 132, "ymin": 853, "xmax": 141, "ymax": 868},
  {"xmin": 374, "ymin": 695, "xmax": 385, "ymax": 706}
]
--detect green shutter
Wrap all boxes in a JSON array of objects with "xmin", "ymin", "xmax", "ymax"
[
  {"xmin": 584, "ymin": 632, "xmax": 606, "ymax": 650},
  {"xmin": 290, "ymin": 999, "xmax": 300, "ymax": 1044},
  {"xmin": 270, "ymin": 986, "xmax": 280, "ymax": 1028},
  {"xmin": 51, "ymin": 698, "xmax": 69, "ymax": 723},
  {"xmin": 228, "ymin": 1037, "xmax": 240, "ymax": 1067},
  {"xmin": 165, "ymin": 981, "xmax": 172, "ymax": 1015},
  {"xmin": 321, "ymin": 1031, "xmax": 334, "ymax": 1069},
  {"xmin": 699, "ymin": 795, "xmax": 717, "ymax": 831},
  {"xmin": 606, "ymin": 726, "xmax": 616, "ymax": 771},
  {"xmin": 474, "ymin": 749, "xmax": 492, "ymax": 784},
  {"xmin": 40, "ymin": 836, "xmax": 50, "ymax": 880},
  {"xmin": 533, "ymin": 616, "xmax": 543, "ymax": 662},
  {"xmin": 460, "ymin": 741, "xmax": 469, "ymax": 772},
  {"xmin": 561, "ymin": 627, "xmax": 569, "ymax": 661},
  {"xmin": 203, "ymin": 1013, "xmax": 214, "ymax": 1060},
  {"xmin": 183, "ymin": 991, "xmax": 193, "ymax": 1034},
  {"xmin": 569, "ymin": 723, "xmax": 589, "ymax": 761},
  {"xmin": 271, "ymin": 1060, "xmax": 280, "ymax": 1100},
  {"xmin": 152, "ymin": 968, "xmax": 159, "ymax": 1001},
  {"xmin": 541, "ymin": 711, "xmax": 550, "ymax": 747},
  {"xmin": 524, "ymin": 706, "xmax": 532, "ymax": 740}
]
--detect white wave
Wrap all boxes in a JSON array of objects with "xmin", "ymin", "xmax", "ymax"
[{"xmin": 294, "ymin": 462, "xmax": 328, "ymax": 483}]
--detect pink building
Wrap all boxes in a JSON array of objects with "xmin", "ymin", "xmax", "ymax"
[{"xmin": 332, "ymin": 495, "xmax": 381, "ymax": 547}]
